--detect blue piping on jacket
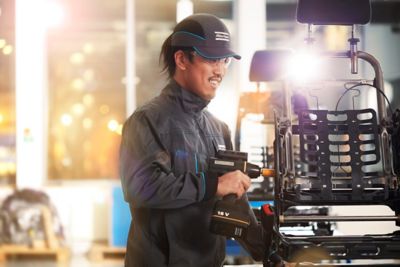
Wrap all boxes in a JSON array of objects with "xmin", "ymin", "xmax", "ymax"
[{"xmin": 194, "ymin": 153, "xmax": 206, "ymax": 200}]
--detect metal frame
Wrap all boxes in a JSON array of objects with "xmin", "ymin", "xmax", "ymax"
[{"xmin": 269, "ymin": 27, "xmax": 400, "ymax": 266}]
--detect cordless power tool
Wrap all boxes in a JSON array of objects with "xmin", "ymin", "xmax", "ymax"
[{"xmin": 208, "ymin": 150, "xmax": 274, "ymax": 239}]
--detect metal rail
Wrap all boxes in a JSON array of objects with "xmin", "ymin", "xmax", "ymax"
[{"xmin": 280, "ymin": 215, "xmax": 399, "ymax": 223}]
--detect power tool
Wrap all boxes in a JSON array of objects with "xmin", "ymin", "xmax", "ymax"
[{"xmin": 209, "ymin": 150, "xmax": 275, "ymax": 239}]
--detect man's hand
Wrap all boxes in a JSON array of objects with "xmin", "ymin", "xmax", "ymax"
[{"xmin": 216, "ymin": 170, "xmax": 251, "ymax": 198}]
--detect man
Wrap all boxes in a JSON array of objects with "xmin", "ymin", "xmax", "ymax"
[{"xmin": 119, "ymin": 13, "xmax": 266, "ymax": 267}]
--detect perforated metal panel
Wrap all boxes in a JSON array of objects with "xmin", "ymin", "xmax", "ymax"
[{"xmin": 298, "ymin": 109, "xmax": 381, "ymax": 198}]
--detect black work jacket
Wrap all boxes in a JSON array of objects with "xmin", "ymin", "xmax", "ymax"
[{"xmin": 119, "ymin": 80, "xmax": 265, "ymax": 267}]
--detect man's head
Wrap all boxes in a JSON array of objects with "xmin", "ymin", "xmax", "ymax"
[{"xmin": 160, "ymin": 13, "xmax": 241, "ymax": 101}]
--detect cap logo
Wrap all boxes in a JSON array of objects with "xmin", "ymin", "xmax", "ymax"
[{"xmin": 214, "ymin": 31, "xmax": 229, "ymax": 42}]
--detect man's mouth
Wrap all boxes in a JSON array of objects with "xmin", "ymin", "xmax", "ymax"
[{"xmin": 209, "ymin": 77, "xmax": 221, "ymax": 88}]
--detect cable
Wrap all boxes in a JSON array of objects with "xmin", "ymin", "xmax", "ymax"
[
  {"xmin": 334, "ymin": 87, "xmax": 361, "ymax": 111},
  {"xmin": 334, "ymin": 82, "xmax": 394, "ymax": 114}
]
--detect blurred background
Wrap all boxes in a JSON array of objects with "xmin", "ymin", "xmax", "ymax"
[{"xmin": 0, "ymin": 0, "xmax": 399, "ymax": 266}]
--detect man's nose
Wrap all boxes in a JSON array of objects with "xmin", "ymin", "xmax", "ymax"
[{"xmin": 213, "ymin": 62, "xmax": 225, "ymax": 75}]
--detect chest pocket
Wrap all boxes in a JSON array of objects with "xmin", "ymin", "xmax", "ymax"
[
  {"xmin": 162, "ymin": 115, "xmax": 229, "ymax": 176},
  {"xmin": 175, "ymin": 138, "xmax": 228, "ymax": 176}
]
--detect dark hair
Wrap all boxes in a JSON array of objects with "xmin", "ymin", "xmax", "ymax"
[{"xmin": 160, "ymin": 34, "xmax": 194, "ymax": 78}]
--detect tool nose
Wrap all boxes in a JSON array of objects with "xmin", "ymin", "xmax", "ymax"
[{"xmin": 261, "ymin": 168, "xmax": 275, "ymax": 177}]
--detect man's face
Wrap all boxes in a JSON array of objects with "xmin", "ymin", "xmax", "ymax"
[{"xmin": 180, "ymin": 51, "xmax": 231, "ymax": 101}]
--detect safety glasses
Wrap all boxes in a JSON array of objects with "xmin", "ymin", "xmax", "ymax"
[{"xmin": 190, "ymin": 51, "xmax": 232, "ymax": 69}]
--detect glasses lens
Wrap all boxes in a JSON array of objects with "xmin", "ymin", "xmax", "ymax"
[
  {"xmin": 223, "ymin": 57, "xmax": 232, "ymax": 68},
  {"xmin": 191, "ymin": 52, "xmax": 232, "ymax": 68}
]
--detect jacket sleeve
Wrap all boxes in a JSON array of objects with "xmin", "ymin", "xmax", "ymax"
[{"xmin": 119, "ymin": 111, "xmax": 218, "ymax": 209}]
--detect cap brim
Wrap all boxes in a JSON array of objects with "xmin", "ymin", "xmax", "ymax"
[{"xmin": 193, "ymin": 46, "xmax": 241, "ymax": 60}]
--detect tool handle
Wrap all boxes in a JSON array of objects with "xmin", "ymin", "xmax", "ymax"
[{"xmin": 223, "ymin": 193, "xmax": 237, "ymax": 202}]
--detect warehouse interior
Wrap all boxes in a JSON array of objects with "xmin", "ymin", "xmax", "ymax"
[{"xmin": 0, "ymin": 0, "xmax": 400, "ymax": 266}]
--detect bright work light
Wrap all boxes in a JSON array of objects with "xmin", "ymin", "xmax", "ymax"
[{"xmin": 286, "ymin": 50, "xmax": 322, "ymax": 83}]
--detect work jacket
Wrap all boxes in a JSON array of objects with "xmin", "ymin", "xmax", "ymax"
[{"xmin": 119, "ymin": 79, "xmax": 265, "ymax": 267}]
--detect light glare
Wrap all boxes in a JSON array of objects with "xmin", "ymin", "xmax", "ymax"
[
  {"xmin": 43, "ymin": 1, "xmax": 65, "ymax": 28},
  {"xmin": 176, "ymin": 0, "xmax": 193, "ymax": 23},
  {"xmin": 287, "ymin": 51, "xmax": 321, "ymax": 83}
]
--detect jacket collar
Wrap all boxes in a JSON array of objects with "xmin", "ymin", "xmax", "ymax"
[{"xmin": 162, "ymin": 79, "xmax": 210, "ymax": 113}]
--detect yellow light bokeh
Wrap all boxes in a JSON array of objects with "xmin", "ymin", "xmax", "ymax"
[
  {"xmin": 107, "ymin": 119, "xmax": 119, "ymax": 132},
  {"xmin": 99, "ymin": 105, "xmax": 110, "ymax": 115},
  {"xmin": 70, "ymin": 52, "xmax": 85, "ymax": 65},
  {"xmin": 60, "ymin": 113, "xmax": 73, "ymax": 126},
  {"xmin": 71, "ymin": 78, "xmax": 84, "ymax": 90},
  {"xmin": 72, "ymin": 103, "xmax": 85, "ymax": 116},
  {"xmin": 0, "ymin": 39, "xmax": 6, "ymax": 49},
  {"xmin": 82, "ymin": 118, "xmax": 93, "ymax": 129},
  {"xmin": 83, "ymin": 43, "xmax": 94, "ymax": 54},
  {"xmin": 3, "ymin": 45, "xmax": 13, "ymax": 55},
  {"xmin": 116, "ymin": 124, "xmax": 122, "ymax": 135},
  {"xmin": 83, "ymin": 94, "xmax": 95, "ymax": 106}
]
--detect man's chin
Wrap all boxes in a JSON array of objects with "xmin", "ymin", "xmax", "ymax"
[{"xmin": 203, "ymin": 93, "xmax": 216, "ymax": 101}]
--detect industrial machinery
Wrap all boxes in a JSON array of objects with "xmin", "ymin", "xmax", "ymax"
[{"xmin": 247, "ymin": 0, "xmax": 400, "ymax": 266}]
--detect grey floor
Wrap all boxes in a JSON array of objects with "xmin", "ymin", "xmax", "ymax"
[
  {"xmin": 1, "ymin": 256, "xmax": 123, "ymax": 267},
  {"xmin": 4, "ymin": 258, "xmax": 400, "ymax": 267},
  {"xmin": 1, "ymin": 258, "xmax": 262, "ymax": 267},
  {"xmin": 0, "ymin": 257, "xmax": 266, "ymax": 267},
  {"xmin": 4, "ymin": 254, "xmax": 400, "ymax": 267}
]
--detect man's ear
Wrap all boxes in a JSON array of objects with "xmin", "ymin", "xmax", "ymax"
[{"xmin": 175, "ymin": 50, "xmax": 187, "ymax": 70}]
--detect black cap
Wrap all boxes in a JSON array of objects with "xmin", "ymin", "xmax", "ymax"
[{"xmin": 171, "ymin": 13, "xmax": 241, "ymax": 60}]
